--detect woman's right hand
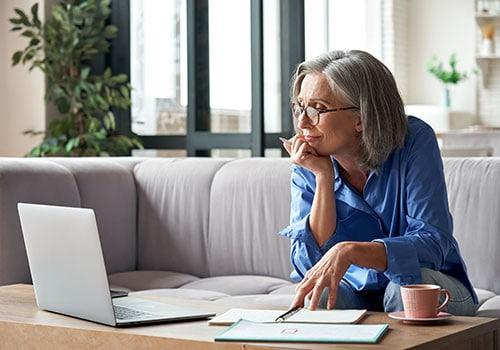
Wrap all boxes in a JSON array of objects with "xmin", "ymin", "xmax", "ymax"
[{"xmin": 281, "ymin": 135, "xmax": 333, "ymax": 178}]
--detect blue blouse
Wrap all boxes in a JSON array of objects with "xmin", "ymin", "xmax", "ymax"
[{"xmin": 278, "ymin": 116, "xmax": 478, "ymax": 304}]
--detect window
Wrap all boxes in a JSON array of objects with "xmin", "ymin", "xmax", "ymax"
[
  {"xmin": 130, "ymin": 0, "xmax": 187, "ymax": 136},
  {"xmin": 110, "ymin": 0, "xmax": 305, "ymax": 156},
  {"xmin": 305, "ymin": 0, "xmax": 383, "ymax": 61},
  {"xmin": 209, "ymin": 0, "xmax": 251, "ymax": 134}
]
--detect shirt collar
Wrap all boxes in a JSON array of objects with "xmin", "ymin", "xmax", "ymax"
[
  {"xmin": 331, "ymin": 156, "xmax": 378, "ymax": 216},
  {"xmin": 331, "ymin": 157, "xmax": 341, "ymax": 191}
]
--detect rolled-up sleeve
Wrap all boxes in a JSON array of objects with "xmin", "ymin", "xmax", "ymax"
[
  {"xmin": 278, "ymin": 166, "xmax": 323, "ymax": 281},
  {"xmin": 373, "ymin": 125, "xmax": 453, "ymax": 285}
]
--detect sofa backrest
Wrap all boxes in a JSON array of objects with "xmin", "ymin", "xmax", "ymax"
[
  {"xmin": 134, "ymin": 158, "xmax": 230, "ymax": 277},
  {"xmin": 0, "ymin": 158, "xmax": 138, "ymax": 286},
  {"xmin": 3, "ymin": 157, "xmax": 500, "ymax": 293},
  {"xmin": 443, "ymin": 158, "xmax": 500, "ymax": 294},
  {"xmin": 207, "ymin": 158, "xmax": 292, "ymax": 280}
]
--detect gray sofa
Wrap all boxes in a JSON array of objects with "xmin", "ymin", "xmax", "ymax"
[{"xmin": 1, "ymin": 157, "xmax": 500, "ymax": 317}]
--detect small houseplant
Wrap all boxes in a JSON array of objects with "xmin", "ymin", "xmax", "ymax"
[
  {"xmin": 9, "ymin": 0, "xmax": 143, "ymax": 156},
  {"xmin": 426, "ymin": 53, "xmax": 469, "ymax": 108}
]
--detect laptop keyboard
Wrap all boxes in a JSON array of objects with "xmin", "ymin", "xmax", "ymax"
[{"xmin": 113, "ymin": 305, "xmax": 154, "ymax": 320}]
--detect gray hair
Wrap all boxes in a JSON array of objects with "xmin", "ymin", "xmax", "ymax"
[{"xmin": 291, "ymin": 50, "xmax": 407, "ymax": 171}]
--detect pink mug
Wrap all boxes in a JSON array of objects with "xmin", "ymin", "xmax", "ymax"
[{"xmin": 400, "ymin": 284, "xmax": 451, "ymax": 318}]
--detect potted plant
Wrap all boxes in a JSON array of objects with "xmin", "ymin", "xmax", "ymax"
[
  {"xmin": 426, "ymin": 53, "xmax": 469, "ymax": 109},
  {"xmin": 9, "ymin": 0, "xmax": 143, "ymax": 156}
]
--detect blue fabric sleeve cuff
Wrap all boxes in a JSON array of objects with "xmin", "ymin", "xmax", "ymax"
[
  {"xmin": 372, "ymin": 237, "xmax": 422, "ymax": 285},
  {"xmin": 278, "ymin": 215, "xmax": 321, "ymax": 251}
]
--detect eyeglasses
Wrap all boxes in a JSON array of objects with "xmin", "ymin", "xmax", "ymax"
[{"xmin": 292, "ymin": 103, "xmax": 358, "ymax": 126}]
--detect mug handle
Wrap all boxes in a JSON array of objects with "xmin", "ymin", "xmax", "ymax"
[{"xmin": 437, "ymin": 288, "xmax": 451, "ymax": 312}]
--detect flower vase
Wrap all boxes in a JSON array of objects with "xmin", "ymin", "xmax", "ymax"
[{"xmin": 442, "ymin": 85, "xmax": 451, "ymax": 109}]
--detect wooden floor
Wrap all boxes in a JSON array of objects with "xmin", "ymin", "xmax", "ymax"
[{"xmin": 0, "ymin": 284, "xmax": 498, "ymax": 350}]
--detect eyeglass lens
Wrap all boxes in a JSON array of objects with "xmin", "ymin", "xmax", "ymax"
[{"xmin": 293, "ymin": 105, "xmax": 319, "ymax": 123}]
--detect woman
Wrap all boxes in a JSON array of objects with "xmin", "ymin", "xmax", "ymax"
[{"xmin": 279, "ymin": 50, "xmax": 478, "ymax": 315}]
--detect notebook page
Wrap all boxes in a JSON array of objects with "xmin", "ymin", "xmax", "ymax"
[
  {"xmin": 286, "ymin": 309, "xmax": 367, "ymax": 324},
  {"xmin": 208, "ymin": 308, "xmax": 285, "ymax": 325}
]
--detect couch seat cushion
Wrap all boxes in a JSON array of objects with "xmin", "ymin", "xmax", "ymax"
[
  {"xmin": 130, "ymin": 288, "xmax": 229, "ymax": 301},
  {"xmin": 212, "ymin": 294, "xmax": 295, "ymax": 309},
  {"xmin": 180, "ymin": 275, "xmax": 291, "ymax": 296},
  {"xmin": 270, "ymin": 284, "xmax": 298, "ymax": 295},
  {"xmin": 108, "ymin": 270, "xmax": 199, "ymax": 291},
  {"xmin": 477, "ymin": 295, "xmax": 500, "ymax": 318},
  {"xmin": 475, "ymin": 288, "xmax": 496, "ymax": 307}
]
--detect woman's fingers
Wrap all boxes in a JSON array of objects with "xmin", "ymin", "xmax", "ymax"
[
  {"xmin": 296, "ymin": 142, "xmax": 310, "ymax": 161},
  {"xmin": 327, "ymin": 281, "xmax": 339, "ymax": 310},
  {"xmin": 279, "ymin": 137, "xmax": 292, "ymax": 155},
  {"xmin": 291, "ymin": 279, "xmax": 314, "ymax": 309},
  {"xmin": 308, "ymin": 278, "xmax": 326, "ymax": 310},
  {"xmin": 292, "ymin": 136, "xmax": 303, "ymax": 155},
  {"xmin": 281, "ymin": 134, "xmax": 322, "ymax": 168}
]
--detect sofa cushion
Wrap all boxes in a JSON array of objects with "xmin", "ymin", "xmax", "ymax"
[
  {"xmin": 475, "ymin": 288, "xmax": 496, "ymax": 307},
  {"xmin": 444, "ymin": 158, "xmax": 500, "ymax": 295},
  {"xmin": 0, "ymin": 158, "xmax": 81, "ymax": 285},
  {"xmin": 135, "ymin": 158, "xmax": 229, "ymax": 277},
  {"xmin": 108, "ymin": 270, "xmax": 199, "ymax": 291},
  {"xmin": 179, "ymin": 275, "xmax": 291, "ymax": 296},
  {"xmin": 208, "ymin": 158, "xmax": 293, "ymax": 280},
  {"xmin": 130, "ymin": 288, "xmax": 229, "ymax": 301},
  {"xmin": 270, "ymin": 284, "xmax": 297, "ymax": 295},
  {"xmin": 477, "ymin": 295, "xmax": 500, "ymax": 318},
  {"xmin": 48, "ymin": 158, "xmax": 139, "ymax": 274},
  {"xmin": 212, "ymin": 294, "xmax": 295, "ymax": 309}
]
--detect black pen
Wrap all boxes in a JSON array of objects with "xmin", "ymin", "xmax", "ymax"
[{"xmin": 274, "ymin": 307, "xmax": 302, "ymax": 323}]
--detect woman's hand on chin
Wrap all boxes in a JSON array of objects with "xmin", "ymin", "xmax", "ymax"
[
  {"xmin": 291, "ymin": 242, "xmax": 353, "ymax": 310},
  {"xmin": 281, "ymin": 135, "xmax": 333, "ymax": 179}
]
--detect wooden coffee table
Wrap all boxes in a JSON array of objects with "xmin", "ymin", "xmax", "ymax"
[{"xmin": 0, "ymin": 284, "xmax": 497, "ymax": 349}]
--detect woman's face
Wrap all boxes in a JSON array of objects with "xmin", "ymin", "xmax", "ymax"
[{"xmin": 296, "ymin": 73, "xmax": 362, "ymax": 156}]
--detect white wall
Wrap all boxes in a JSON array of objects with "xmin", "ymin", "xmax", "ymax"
[
  {"xmin": 0, "ymin": 0, "xmax": 45, "ymax": 156},
  {"xmin": 407, "ymin": 0, "xmax": 476, "ymax": 116}
]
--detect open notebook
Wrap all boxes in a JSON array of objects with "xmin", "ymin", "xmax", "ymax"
[
  {"xmin": 215, "ymin": 319, "xmax": 389, "ymax": 344},
  {"xmin": 208, "ymin": 308, "xmax": 367, "ymax": 326}
]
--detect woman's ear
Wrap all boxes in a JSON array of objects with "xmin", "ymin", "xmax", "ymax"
[{"xmin": 354, "ymin": 117, "xmax": 363, "ymax": 132}]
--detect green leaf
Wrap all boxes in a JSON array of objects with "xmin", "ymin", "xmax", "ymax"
[
  {"xmin": 9, "ymin": 18, "xmax": 23, "ymax": 25},
  {"xmin": 31, "ymin": 3, "xmax": 42, "ymax": 28},
  {"xmin": 14, "ymin": 8, "xmax": 31, "ymax": 26},
  {"xmin": 120, "ymin": 86, "xmax": 129, "ymax": 97},
  {"xmin": 80, "ymin": 66, "xmax": 90, "ymax": 80},
  {"xmin": 12, "ymin": 51, "xmax": 23, "ymax": 65},
  {"xmin": 114, "ymin": 74, "xmax": 128, "ymax": 83},
  {"xmin": 21, "ymin": 30, "xmax": 35, "ymax": 38},
  {"xmin": 103, "ymin": 25, "xmax": 118, "ymax": 39},
  {"xmin": 54, "ymin": 97, "xmax": 70, "ymax": 114},
  {"xmin": 107, "ymin": 111, "xmax": 116, "ymax": 130},
  {"xmin": 65, "ymin": 137, "xmax": 80, "ymax": 153},
  {"xmin": 95, "ymin": 129, "xmax": 107, "ymax": 140},
  {"xmin": 29, "ymin": 38, "xmax": 40, "ymax": 46},
  {"xmin": 22, "ymin": 49, "xmax": 36, "ymax": 64},
  {"xmin": 10, "ymin": 26, "xmax": 23, "ymax": 32},
  {"xmin": 103, "ymin": 115, "xmax": 111, "ymax": 130},
  {"xmin": 104, "ymin": 68, "xmax": 112, "ymax": 79}
]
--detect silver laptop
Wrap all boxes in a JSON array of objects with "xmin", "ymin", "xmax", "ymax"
[{"xmin": 17, "ymin": 203, "xmax": 215, "ymax": 327}]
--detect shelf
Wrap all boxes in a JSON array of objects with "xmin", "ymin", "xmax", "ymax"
[
  {"xmin": 476, "ymin": 13, "xmax": 500, "ymax": 25},
  {"xmin": 477, "ymin": 55, "xmax": 500, "ymax": 59},
  {"xmin": 476, "ymin": 56, "xmax": 500, "ymax": 87}
]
